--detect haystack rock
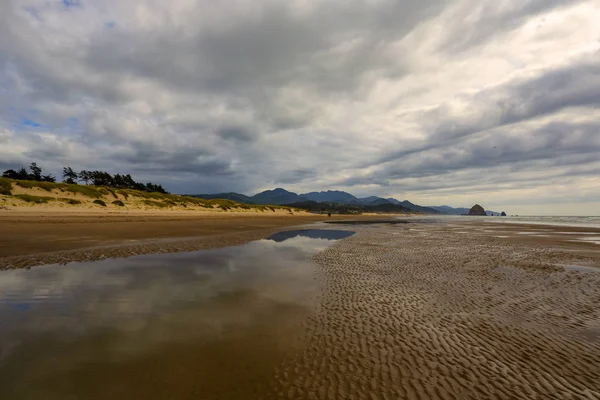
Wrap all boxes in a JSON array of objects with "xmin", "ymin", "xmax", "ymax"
[
  {"xmin": 468, "ymin": 204, "xmax": 486, "ymax": 216},
  {"xmin": 501, "ymin": 211, "xmax": 507, "ymax": 216}
]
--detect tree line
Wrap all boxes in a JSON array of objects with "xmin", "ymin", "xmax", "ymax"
[{"xmin": 2, "ymin": 163, "xmax": 169, "ymax": 194}]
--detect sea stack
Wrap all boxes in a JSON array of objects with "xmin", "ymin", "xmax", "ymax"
[{"xmin": 468, "ymin": 204, "xmax": 486, "ymax": 216}]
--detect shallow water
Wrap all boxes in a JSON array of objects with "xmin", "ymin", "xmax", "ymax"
[
  {"xmin": 0, "ymin": 229, "xmax": 353, "ymax": 399},
  {"xmin": 571, "ymin": 236, "xmax": 600, "ymax": 245},
  {"xmin": 561, "ymin": 264, "xmax": 600, "ymax": 273}
]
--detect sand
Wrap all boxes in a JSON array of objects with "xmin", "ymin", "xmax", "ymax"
[
  {"xmin": 1, "ymin": 215, "xmax": 600, "ymax": 398},
  {"xmin": 0, "ymin": 211, "xmax": 357, "ymax": 269},
  {"xmin": 265, "ymin": 222, "xmax": 600, "ymax": 399}
]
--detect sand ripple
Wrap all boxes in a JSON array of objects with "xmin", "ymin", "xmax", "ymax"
[{"xmin": 267, "ymin": 226, "xmax": 600, "ymax": 399}]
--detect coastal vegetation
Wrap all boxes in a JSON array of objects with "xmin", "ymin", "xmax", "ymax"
[
  {"xmin": 2, "ymin": 162, "xmax": 168, "ymax": 194},
  {"xmin": 0, "ymin": 168, "xmax": 298, "ymax": 213},
  {"xmin": 13, "ymin": 194, "xmax": 53, "ymax": 204},
  {"xmin": 0, "ymin": 178, "xmax": 11, "ymax": 196}
]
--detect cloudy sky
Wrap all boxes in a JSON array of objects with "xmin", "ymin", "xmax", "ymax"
[{"xmin": 1, "ymin": 0, "xmax": 599, "ymax": 215}]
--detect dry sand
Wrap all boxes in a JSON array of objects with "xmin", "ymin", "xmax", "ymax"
[{"xmin": 2, "ymin": 215, "xmax": 600, "ymax": 398}]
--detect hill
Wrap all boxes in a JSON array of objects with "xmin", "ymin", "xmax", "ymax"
[
  {"xmin": 468, "ymin": 204, "xmax": 486, "ymax": 216},
  {"xmin": 430, "ymin": 205, "xmax": 502, "ymax": 215},
  {"xmin": 302, "ymin": 190, "xmax": 358, "ymax": 204},
  {"xmin": 251, "ymin": 188, "xmax": 306, "ymax": 205},
  {"xmin": 192, "ymin": 192, "xmax": 255, "ymax": 204},
  {"xmin": 285, "ymin": 200, "xmax": 412, "ymax": 214},
  {"xmin": 0, "ymin": 178, "xmax": 299, "ymax": 214},
  {"xmin": 190, "ymin": 188, "xmax": 491, "ymax": 215},
  {"xmin": 387, "ymin": 199, "xmax": 440, "ymax": 214},
  {"xmin": 429, "ymin": 205, "xmax": 473, "ymax": 215}
]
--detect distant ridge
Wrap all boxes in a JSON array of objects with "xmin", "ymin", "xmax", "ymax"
[
  {"xmin": 428, "ymin": 205, "xmax": 501, "ymax": 215},
  {"xmin": 303, "ymin": 190, "xmax": 358, "ymax": 204},
  {"xmin": 192, "ymin": 189, "xmax": 504, "ymax": 215},
  {"xmin": 251, "ymin": 188, "xmax": 304, "ymax": 205},
  {"xmin": 195, "ymin": 192, "xmax": 255, "ymax": 204},
  {"xmin": 191, "ymin": 188, "xmax": 444, "ymax": 214}
]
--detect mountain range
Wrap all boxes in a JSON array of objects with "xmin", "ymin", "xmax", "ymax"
[{"xmin": 191, "ymin": 188, "xmax": 492, "ymax": 215}]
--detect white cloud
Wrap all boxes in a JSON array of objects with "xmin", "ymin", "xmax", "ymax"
[{"xmin": 1, "ymin": 0, "xmax": 599, "ymax": 214}]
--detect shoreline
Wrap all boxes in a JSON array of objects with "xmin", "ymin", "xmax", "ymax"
[
  {"xmin": 1, "ymin": 211, "xmax": 599, "ymax": 271},
  {"xmin": 2, "ymin": 215, "xmax": 600, "ymax": 397},
  {"xmin": 0, "ymin": 212, "xmax": 398, "ymax": 270}
]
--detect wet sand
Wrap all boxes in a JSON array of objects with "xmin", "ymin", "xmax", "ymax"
[
  {"xmin": 268, "ymin": 222, "xmax": 600, "ymax": 398},
  {"xmin": 2, "ymin": 216, "xmax": 600, "ymax": 398},
  {"xmin": 0, "ymin": 212, "xmax": 370, "ymax": 269}
]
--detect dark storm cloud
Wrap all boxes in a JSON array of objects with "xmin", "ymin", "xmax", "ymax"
[
  {"xmin": 372, "ymin": 57, "xmax": 600, "ymax": 169},
  {"xmin": 274, "ymin": 168, "xmax": 317, "ymax": 185},
  {"xmin": 81, "ymin": 0, "xmax": 448, "ymax": 96},
  {"xmin": 216, "ymin": 126, "xmax": 256, "ymax": 142},
  {"xmin": 0, "ymin": 0, "xmax": 599, "ymax": 212}
]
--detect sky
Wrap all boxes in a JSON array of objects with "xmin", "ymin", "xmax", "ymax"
[{"xmin": 1, "ymin": 0, "xmax": 599, "ymax": 215}]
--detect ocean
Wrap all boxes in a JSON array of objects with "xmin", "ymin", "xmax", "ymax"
[{"xmin": 422, "ymin": 215, "xmax": 600, "ymax": 229}]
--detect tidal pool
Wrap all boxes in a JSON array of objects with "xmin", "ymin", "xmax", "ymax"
[{"xmin": 0, "ymin": 229, "xmax": 353, "ymax": 399}]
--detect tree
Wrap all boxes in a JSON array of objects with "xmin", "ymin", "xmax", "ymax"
[
  {"xmin": 2, "ymin": 169, "xmax": 18, "ymax": 179},
  {"xmin": 29, "ymin": 163, "xmax": 43, "ymax": 181},
  {"xmin": 16, "ymin": 167, "xmax": 29, "ymax": 180},
  {"xmin": 79, "ymin": 170, "xmax": 91, "ymax": 185},
  {"xmin": 42, "ymin": 173, "xmax": 56, "ymax": 182},
  {"xmin": 62, "ymin": 167, "xmax": 78, "ymax": 184}
]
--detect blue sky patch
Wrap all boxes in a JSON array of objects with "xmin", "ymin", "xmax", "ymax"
[
  {"xmin": 21, "ymin": 118, "xmax": 42, "ymax": 128},
  {"xmin": 63, "ymin": 0, "xmax": 81, "ymax": 8}
]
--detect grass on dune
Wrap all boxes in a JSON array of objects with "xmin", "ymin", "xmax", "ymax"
[
  {"xmin": 13, "ymin": 194, "xmax": 53, "ymax": 204},
  {"xmin": 3, "ymin": 178, "xmax": 301, "ymax": 212},
  {"xmin": 59, "ymin": 198, "xmax": 82, "ymax": 205},
  {"xmin": 15, "ymin": 180, "xmax": 105, "ymax": 198},
  {"xmin": 0, "ymin": 178, "xmax": 12, "ymax": 195},
  {"xmin": 15, "ymin": 180, "xmax": 56, "ymax": 192},
  {"xmin": 142, "ymin": 199, "xmax": 171, "ymax": 208}
]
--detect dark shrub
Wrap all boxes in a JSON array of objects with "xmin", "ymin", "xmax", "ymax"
[{"xmin": 59, "ymin": 198, "xmax": 82, "ymax": 205}]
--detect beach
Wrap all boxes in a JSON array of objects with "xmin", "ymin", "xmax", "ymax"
[
  {"xmin": 272, "ymin": 221, "xmax": 600, "ymax": 398},
  {"xmin": 0, "ymin": 211, "xmax": 338, "ymax": 269},
  {"xmin": 1, "ymin": 214, "xmax": 599, "ymax": 398}
]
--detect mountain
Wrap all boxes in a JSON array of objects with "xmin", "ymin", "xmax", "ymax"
[
  {"xmin": 395, "ymin": 200, "xmax": 440, "ymax": 214},
  {"xmin": 191, "ymin": 188, "xmax": 461, "ymax": 214},
  {"xmin": 430, "ymin": 205, "xmax": 501, "ymax": 215},
  {"xmin": 387, "ymin": 198, "xmax": 440, "ymax": 214},
  {"xmin": 358, "ymin": 196, "xmax": 392, "ymax": 206},
  {"xmin": 285, "ymin": 200, "xmax": 412, "ymax": 214},
  {"xmin": 251, "ymin": 188, "xmax": 306, "ymax": 205},
  {"xmin": 429, "ymin": 205, "xmax": 471, "ymax": 215},
  {"xmin": 302, "ymin": 190, "xmax": 358, "ymax": 204},
  {"xmin": 192, "ymin": 192, "xmax": 255, "ymax": 204}
]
